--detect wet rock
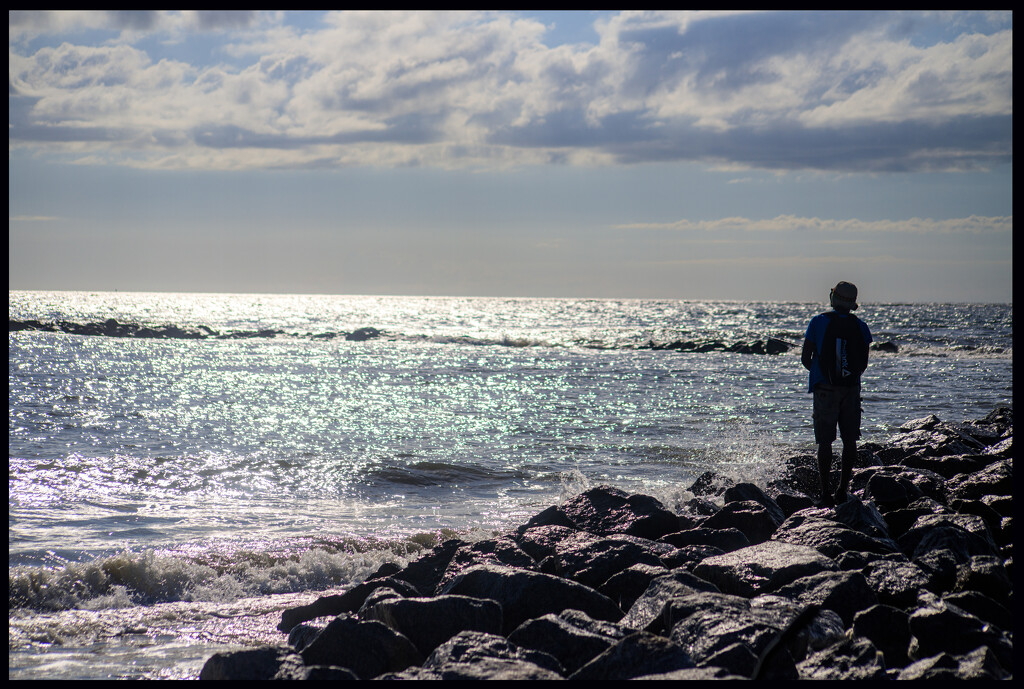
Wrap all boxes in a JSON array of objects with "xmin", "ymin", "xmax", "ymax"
[
  {"xmin": 513, "ymin": 524, "xmax": 578, "ymax": 562},
  {"xmin": 360, "ymin": 594, "xmax": 503, "ymax": 657},
  {"xmin": 439, "ymin": 563, "xmax": 622, "ymax": 634},
  {"xmin": 660, "ymin": 526, "xmax": 751, "ymax": 552},
  {"xmin": 851, "ymin": 604, "xmax": 912, "ymax": 669},
  {"xmin": 773, "ymin": 570, "xmax": 877, "ymax": 626},
  {"xmin": 795, "ymin": 636, "xmax": 888, "ymax": 680},
  {"xmin": 942, "ymin": 591, "xmax": 1011, "ymax": 633},
  {"xmin": 945, "ymin": 457, "xmax": 1012, "ymax": 501},
  {"xmin": 298, "ymin": 614, "xmax": 423, "ymax": 679},
  {"xmin": 913, "ymin": 548, "xmax": 961, "ymax": 595},
  {"xmin": 547, "ymin": 532, "xmax": 670, "ymax": 589},
  {"xmin": 897, "ymin": 646, "xmax": 1011, "ymax": 680},
  {"xmin": 199, "ymin": 645, "xmax": 305, "ymax": 680},
  {"xmin": 908, "ymin": 592, "xmax": 1013, "ymax": 672},
  {"xmin": 633, "ymin": 666, "xmax": 749, "ymax": 679},
  {"xmin": 700, "ymin": 500, "xmax": 782, "ymax": 545},
  {"xmin": 662, "ymin": 592, "xmax": 814, "ymax": 678},
  {"xmin": 598, "ymin": 562, "xmax": 670, "ymax": 611},
  {"xmin": 898, "ymin": 513, "xmax": 1000, "ymax": 563},
  {"xmin": 507, "ymin": 610, "xmax": 627, "ymax": 675},
  {"xmin": 278, "ymin": 574, "xmax": 419, "ymax": 632},
  {"xmin": 771, "ymin": 512, "xmax": 901, "ymax": 559},
  {"xmin": 864, "ymin": 559, "xmax": 932, "ymax": 609},
  {"xmin": 554, "ymin": 485, "xmax": 681, "ymax": 539},
  {"xmin": 345, "ymin": 326, "xmax": 381, "ymax": 341},
  {"xmin": 687, "ymin": 470, "xmax": 731, "ymax": 498},
  {"xmin": 392, "ymin": 538, "xmax": 465, "ymax": 595},
  {"xmin": 723, "ymin": 482, "xmax": 786, "ymax": 524},
  {"xmin": 437, "ymin": 536, "xmax": 536, "ymax": 589},
  {"xmin": 419, "ymin": 629, "xmax": 564, "ymax": 677},
  {"xmin": 832, "ymin": 497, "xmax": 891, "ymax": 539},
  {"xmin": 881, "ymin": 496, "xmax": 949, "ymax": 539},
  {"xmin": 390, "ymin": 657, "xmax": 564, "ymax": 680},
  {"xmin": 693, "ymin": 541, "xmax": 838, "ymax": 598},
  {"xmin": 619, "ymin": 570, "xmax": 722, "ymax": 633},
  {"xmin": 569, "ymin": 631, "xmax": 696, "ymax": 680},
  {"xmin": 952, "ymin": 554, "xmax": 1012, "ymax": 605}
]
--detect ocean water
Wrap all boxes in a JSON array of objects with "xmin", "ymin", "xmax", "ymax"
[{"xmin": 9, "ymin": 291, "xmax": 1012, "ymax": 679}]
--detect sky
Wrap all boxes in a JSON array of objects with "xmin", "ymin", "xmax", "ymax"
[{"xmin": 8, "ymin": 10, "xmax": 1013, "ymax": 302}]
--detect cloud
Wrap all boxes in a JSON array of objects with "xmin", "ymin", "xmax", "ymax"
[
  {"xmin": 616, "ymin": 215, "xmax": 1012, "ymax": 234},
  {"xmin": 8, "ymin": 10, "xmax": 1013, "ymax": 172}
]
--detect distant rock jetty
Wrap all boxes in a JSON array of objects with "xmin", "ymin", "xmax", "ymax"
[
  {"xmin": 200, "ymin": 407, "xmax": 1012, "ymax": 680},
  {"xmin": 8, "ymin": 318, "xmax": 377, "ymax": 342}
]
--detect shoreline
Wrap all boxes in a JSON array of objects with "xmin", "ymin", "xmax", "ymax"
[{"xmin": 199, "ymin": 406, "xmax": 1013, "ymax": 680}]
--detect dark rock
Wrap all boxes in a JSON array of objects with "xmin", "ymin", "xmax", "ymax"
[
  {"xmin": 901, "ymin": 452, "xmax": 992, "ymax": 479},
  {"xmin": 346, "ymin": 326, "xmax": 381, "ymax": 341},
  {"xmin": 913, "ymin": 548, "xmax": 961, "ymax": 595},
  {"xmin": 697, "ymin": 641, "xmax": 758, "ymax": 677},
  {"xmin": 633, "ymin": 666, "xmax": 749, "ymax": 679},
  {"xmin": 299, "ymin": 665, "xmax": 361, "ymax": 679},
  {"xmin": 864, "ymin": 559, "xmax": 932, "ymax": 609},
  {"xmin": 796, "ymin": 636, "xmax": 888, "ymax": 680},
  {"xmin": 619, "ymin": 570, "xmax": 722, "ymax": 633},
  {"xmin": 683, "ymin": 495, "xmax": 721, "ymax": 517},
  {"xmin": 942, "ymin": 591, "xmax": 1011, "ymax": 633},
  {"xmin": 952, "ymin": 554, "xmax": 1012, "ymax": 605},
  {"xmin": 508, "ymin": 610, "xmax": 626, "ymax": 675},
  {"xmin": 832, "ymin": 497, "xmax": 891, "ymax": 539},
  {"xmin": 392, "ymin": 657, "xmax": 564, "ymax": 680},
  {"xmin": 437, "ymin": 536, "xmax": 536, "ymax": 589},
  {"xmin": 687, "ymin": 470, "xmax": 730, "ymax": 497},
  {"xmin": 392, "ymin": 538, "xmax": 465, "ymax": 595},
  {"xmin": 950, "ymin": 498, "xmax": 1007, "ymax": 546},
  {"xmin": 898, "ymin": 513, "xmax": 1000, "ymax": 563},
  {"xmin": 945, "ymin": 457, "xmax": 1012, "ymax": 501},
  {"xmin": 900, "ymin": 415, "xmax": 942, "ymax": 432},
  {"xmin": 513, "ymin": 524, "xmax": 578, "ymax": 562},
  {"xmin": 598, "ymin": 563, "xmax": 670, "ymax": 611},
  {"xmin": 665, "ymin": 544, "xmax": 726, "ymax": 570},
  {"xmin": 982, "ymin": 435, "xmax": 1012, "ymax": 458},
  {"xmin": 693, "ymin": 541, "xmax": 838, "ymax": 598},
  {"xmin": 862, "ymin": 471, "xmax": 925, "ymax": 510},
  {"xmin": 897, "ymin": 646, "xmax": 1011, "ymax": 680},
  {"xmin": 547, "ymin": 532, "xmax": 669, "ymax": 589},
  {"xmin": 569, "ymin": 631, "xmax": 696, "ymax": 680},
  {"xmin": 439, "ymin": 563, "xmax": 622, "ymax": 635},
  {"xmin": 660, "ymin": 526, "xmax": 750, "ymax": 552},
  {"xmin": 771, "ymin": 511, "xmax": 901, "ymax": 559},
  {"xmin": 772, "ymin": 490, "xmax": 816, "ymax": 517},
  {"xmin": 199, "ymin": 645, "xmax": 305, "ymax": 680},
  {"xmin": 881, "ymin": 496, "xmax": 949, "ymax": 539},
  {"xmin": 557, "ymin": 485, "xmax": 681, "ymax": 539},
  {"xmin": 723, "ymin": 482, "xmax": 786, "ymax": 524},
  {"xmin": 287, "ymin": 622, "xmax": 326, "ymax": 652},
  {"xmin": 773, "ymin": 570, "xmax": 878, "ymax": 626},
  {"xmin": 662, "ymin": 592, "xmax": 809, "ymax": 678},
  {"xmin": 361, "ymin": 594, "xmax": 503, "ymax": 657},
  {"xmin": 298, "ymin": 614, "xmax": 423, "ymax": 679},
  {"xmin": 871, "ymin": 341, "xmax": 899, "ymax": 353},
  {"xmin": 277, "ymin": 574, "xmax": 419, "ymax": 632},
  {"xmin": 851, "ymin": 604, "xmax": 912, "ymax": 669},
  {"xmin": 700, "ymin": 500, "xmax": 782, "ymax": 545},
  {"xmin": 420, "ymin": 630, "xmax": 564, "ymax": 677},
  {"xmin": 908, "ymin": 592, "xmax": 1013, "ymax": 672}
]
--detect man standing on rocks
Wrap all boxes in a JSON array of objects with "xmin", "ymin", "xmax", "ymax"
[{"xmin": 801, "ymin": 281, "xmax": 872, "ymax": 506}]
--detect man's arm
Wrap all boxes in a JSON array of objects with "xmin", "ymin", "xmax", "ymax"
[{"xmin": 801, "ymin": 338, "xmax": 815, "ymax": 371}]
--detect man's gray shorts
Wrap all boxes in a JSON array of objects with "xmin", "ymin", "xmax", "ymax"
[{"xmin": 813, "ymin": 382, "xmax": 862, "ymax": 444}]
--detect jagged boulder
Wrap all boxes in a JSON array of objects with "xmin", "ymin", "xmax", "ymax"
[
  {"xmin": 569, "ymin": 631, "xmax": 696, "ymax": 680},
  {"xmin": 507, "ymin": 609, "xmax": 628, "ymax": 675},
  {"xmin": 771, "ymin": 511, "xmax": 901, "ymax": 559},
  {"xmin": 619, "ymin": 570, "xmax": 722, "ymax": 633},
  {"xmin": 298, "ymin": 614, "xmax": 423, "ymax": 679},
  {"xmin": 693, "ymin": 541, "xmax": 838, "ymax": 598},
  {"xmin": 439, "ymin": 563, "xmax": 622, "ymax": 634},
  {"xmin": 199, "ymin": 646, "xmax": 307, "ymax": 680},
  {"xmin": 700, "ymin": 500, "xmax": 782, "ymax": 545},
  {"xmin": 360, "ymin": 594, "xmax": 503, "ymax": 657}
]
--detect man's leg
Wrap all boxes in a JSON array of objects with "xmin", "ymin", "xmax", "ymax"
[
  {"xmin": 817, "ymin": 442, "xmax": 834, "ymax": 506},
  {"xmin": 834, "ymin": 441, "xmax": 856, "ymax": 503}
]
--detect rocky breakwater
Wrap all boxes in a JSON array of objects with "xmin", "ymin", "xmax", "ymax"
[{"xmin": 200, "ymin": 407, "xmax": 1012, "ymax": 680}]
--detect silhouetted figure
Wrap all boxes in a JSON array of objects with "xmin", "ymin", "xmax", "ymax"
[{"xmin": 801, "ymin": 282, "xmax": 872, "ymax": 506}]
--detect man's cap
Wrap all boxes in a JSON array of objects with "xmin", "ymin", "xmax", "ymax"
[{"xmin": 830, "ymin": 281, "xmax": 858, "ymax": 311}]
